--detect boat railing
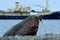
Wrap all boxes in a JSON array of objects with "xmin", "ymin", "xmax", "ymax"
[{"xmin": 0, "ymin": 12, "xmax": 30, "ymax": 16}]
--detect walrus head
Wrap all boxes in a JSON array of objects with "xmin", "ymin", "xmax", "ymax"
[{"xmin": 15, "ymin": 15, "xmax": 43, "ymax": 36}]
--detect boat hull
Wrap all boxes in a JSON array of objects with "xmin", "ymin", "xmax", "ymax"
[{"xmin": 0, "ymin": 16, "xmax": 28, "ymax": 19}]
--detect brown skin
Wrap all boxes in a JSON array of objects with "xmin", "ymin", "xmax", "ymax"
[
  {"xmin": 3, "ymin": 15, "xmax": 42, "ymax": 36},
  {"xmin": 16, "ymin": 16, "xmax": 42, "ymax": 36}
]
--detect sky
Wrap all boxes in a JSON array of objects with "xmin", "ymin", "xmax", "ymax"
[
  {"xmin": 0, "ymin": 0, "xmax": 60, "ymax": 11},
  {"xmin": 0, "ymin": 0, "xmax": 60, "ymax": 37}
]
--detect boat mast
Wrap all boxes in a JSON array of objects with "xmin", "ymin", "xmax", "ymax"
[{"xmin": 45, "ymin": 0, "xmax": 49, "ymax": 11}]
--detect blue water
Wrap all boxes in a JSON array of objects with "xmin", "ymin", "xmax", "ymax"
[
  {"xmin": 0, "ymin": 20, "xmax": 60, "ymax": 37},
  {"xmin": 37, "ymin": 20, "xmax": 60, "ymax": 35}
]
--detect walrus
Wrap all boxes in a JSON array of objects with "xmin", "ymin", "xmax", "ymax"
[{"xmin": 3, "ymin": 15, "xmax": 42, "ymax": 36}]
